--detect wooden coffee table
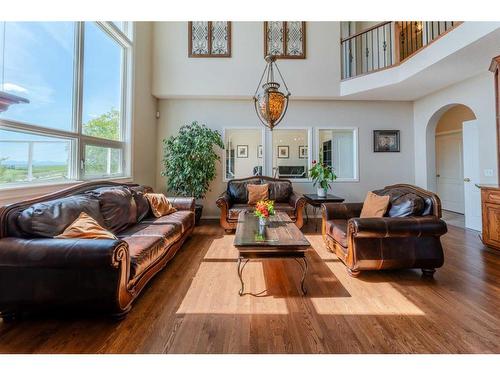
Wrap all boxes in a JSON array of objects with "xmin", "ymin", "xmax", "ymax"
[{"xmin": 233, "ymin": 211, "xmax": 311, "ymax": 296}]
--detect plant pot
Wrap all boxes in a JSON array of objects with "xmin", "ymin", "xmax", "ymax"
[
  {"xmin": 194, "ymin": 204, "xmax": 203, "ymax": 225},
  {"xmin": 317, "ymin": 187, "xmax": 327, "ymax": 198}
]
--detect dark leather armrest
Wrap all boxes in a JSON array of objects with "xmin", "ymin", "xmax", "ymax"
[
  {"xmin": 348, "ymin": 216, "xmax": 448, "ymax": 238},
  {"xmin": 167, "ymin": 197, "xmax": 195, "ymax": 211},
  {"xmin": 216, "ymin": 192, "xmax": 232, "ymax": 209},
  {"xmin": 322, "ymin": 203, "xmax": 363, "ymax": 221},
  {"xmin": 0, "ymin": 237, "xmax": 128, "ymax": 269},
  {"xmin": 289, "ymin": 193, "xmax": 306, "ymax": 209}
]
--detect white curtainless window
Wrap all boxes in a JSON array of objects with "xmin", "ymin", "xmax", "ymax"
[{"xmin": 0, "ymin": 21, "xmax": 133, "ymax": 187}]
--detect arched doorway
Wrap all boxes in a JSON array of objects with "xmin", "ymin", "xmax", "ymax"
[{"xmin": 426, "ymin": 104, "xmax": 479, "ymax": 229}]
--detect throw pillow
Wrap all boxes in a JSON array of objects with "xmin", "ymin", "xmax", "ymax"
[
  {"xmin": 247, "ymin": 184, "xmax": 269, "ymax": 205},
  {"xmin": 145, "ymin": 193, "xmax": 177, "ymax": 218},
  {"xmin": 55, "ymin": 212, "xmax": 117, "ymax": 240},
  {"xmin": 360, "ymin": 191, "xmax": 390, "ymax": 218}
]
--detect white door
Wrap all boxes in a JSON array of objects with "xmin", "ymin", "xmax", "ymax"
[
  {"xmin": 436, "ymin": 132, "xmax": 464, "ymax": 213},
  {"xmin": 462, "ymin": 120, "xmax": 482, "ymax": 231}
]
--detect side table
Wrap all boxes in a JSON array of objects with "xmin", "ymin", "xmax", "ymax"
[{"xmin": 303, "ymin": 193, "xmax": 345, "ymax": 231}]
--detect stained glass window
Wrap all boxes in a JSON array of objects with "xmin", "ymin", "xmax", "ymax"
[
  {"xmin": 189, "ymin": 21, "xmax": 231, "ymax": 57},
  {"xmin": 265, "ymin": 22, "xmax": 306, "ymax": 59}
]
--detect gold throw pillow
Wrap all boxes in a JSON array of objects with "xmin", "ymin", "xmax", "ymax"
[
  {"xmin": 360, "ymin": 191, "xmax": 390, "ymax": 218},
  {"xmin": 145, "ymin": 193, "xmax": 177, "ymax": 218},
  {"xmin": 247, "ymin": 184, "xmax": 269, "ymax": 205},
  {"xmin": 55, "ymin": 212, "xmax": 117, "ymax": 240}
]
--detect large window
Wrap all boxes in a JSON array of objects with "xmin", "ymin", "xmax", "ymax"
[
  {"xmin": 272, "ymin": 129, "xmax": 310, "ymax": 180},
  {"xmin": 0, "ymin": 21, "xmax": 132, "ymax": 187},
  {"xmin": 317, "ymin": 128, "xmax": 358, "ymax": 181}
]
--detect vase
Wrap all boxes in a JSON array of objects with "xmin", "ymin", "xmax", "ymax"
[
  {"xmin": 317, "ymin": 187, "xmax": 327, "ymax": 198},
  {"xmin": 259, "ymin": 216, "xmax": 268, "ymax": 226}
]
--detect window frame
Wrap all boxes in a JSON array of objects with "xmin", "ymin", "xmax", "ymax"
[
  {"xmin": 314, "ymin": 126, "xmax": 359, "ymax": 182},
  {"xmin": 0, "ymin": 21, "xmax": 133, "ymax": 190},
  {"xmin": 222, "ymin": 127, "xmax": 266, "ymax": 182},
  {"xmin": 264, "ymin": 21, "xmax": 306, "ymax": 59},
  {"xmin": 188, "ymin": 21, "xmax": 232, "ymax": 58}
]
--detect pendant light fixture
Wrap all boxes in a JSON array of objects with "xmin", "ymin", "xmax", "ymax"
[{"xmin": 253, "ymin": 55, "xmax": 291, "ymax": 131}]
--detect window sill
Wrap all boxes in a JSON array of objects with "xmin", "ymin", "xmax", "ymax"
[{"xmin": 0, "ymin": 176, "xmax": 133, "ymax": 207}]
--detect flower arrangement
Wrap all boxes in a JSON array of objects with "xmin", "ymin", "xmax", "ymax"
[
  {"xmin": 310, "ymin": 159, "xmax": 336, "ymax": 197},
  {"xmin": 254, "ymin": 199, "xmax": 275, "ymax": 220}
]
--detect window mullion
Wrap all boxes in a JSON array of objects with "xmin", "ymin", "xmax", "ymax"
[{"xmin": 74, "ymin": 22, "xmax": 85, "ymax": 180}]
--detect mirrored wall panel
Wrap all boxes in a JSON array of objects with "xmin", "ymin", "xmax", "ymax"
[
  {"xmin": 318, "ymin": 129, "xmax": 357, "ymax": 180},
  {"xmin": 224, "ymin": 129, "xmax": 263, "ymax": 180},
  {"xmin": 272, "ymin": 129, "xmax": 309, "ymax": 179}
]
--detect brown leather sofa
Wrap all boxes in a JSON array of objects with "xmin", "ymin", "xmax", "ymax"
[
  {"xmin": 322, "ymin": 184, "xmax": 447, "ymax": 277},
  {"xmin": 216, "ymin": 176, "xmax": 306, "ymax": 231},
  {"xmin": 0, "ymin": 181, "xmax": 195, "ymax": 319}
]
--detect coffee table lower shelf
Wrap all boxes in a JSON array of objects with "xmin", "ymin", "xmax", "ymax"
[
  {"xmin": 237, "ymin": 250, "xmax": 308, "ymax": 296},
  {"xmin": 233, "ymin": 211, "xmax": 311, "ymax": 296}
]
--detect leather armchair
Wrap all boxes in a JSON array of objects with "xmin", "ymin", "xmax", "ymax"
[
  {"xmin": 216, "ymin": 176, "xmax": 305, "ymax": 231},
  {"xmin": 322, "ymin": 184, "xmax": 447, "ymax": 277}
]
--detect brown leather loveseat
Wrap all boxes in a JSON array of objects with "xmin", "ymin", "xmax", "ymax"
[
  {"xmin": 322, "ymin": 184, "xmax": 447, "ymax": 277},
  {"xmin": 0, "ymin": 181, "xmax": 195, "ymax": 319},
  {"xmin": 216, "ymin": 176, "xmax": 306, "ymax": 231}
]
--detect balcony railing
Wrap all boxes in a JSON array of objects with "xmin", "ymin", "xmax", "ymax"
[{"xmin": 341, "ymin": 21, "xmax": 461, "ymax": 80}]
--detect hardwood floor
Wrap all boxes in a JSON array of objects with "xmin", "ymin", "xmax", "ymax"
[{"xmin": 0, "ymin": 220, "xmax": 499, "ymax": 353}]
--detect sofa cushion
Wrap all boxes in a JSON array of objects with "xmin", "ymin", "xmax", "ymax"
[
  {"xmin": 247, "ymin": 183, "xmax": 269, "ymax": 205},
  {"xmin": 268, "ymin": 180, "xmax": 292, "ymax": 203},
  {"xmin": 17, "ymin": 195, "xmax": 104, "ymax": 238},
  {"xmin": 360, "ymin": 191, "xmax": 390, "ymax": 218},
  {"xmin": 228, "ymin": 203, "xmax": 296, "ymax": 221},
  {"xmin": 326, "ymin": 219, "xmax": 349, "ymax": 248},
  {"xmin": 373, "ymin": 187, "xmax": 426, "ymax": 217},
  {"xmin": 87, "ymin": 186, "xmax": 136, "ymax": 233},
  {"xmin": 118, "ymin": 223, "xmax": 181, "ymax": 243},
  {"xmin": 144, "ymin": 193, "xmax": 177, "ymax": 218},
  {"xmin": 121, "ymin": 235, "xmax": 166, "ymax": 279},
  {"xmin": 227, "ymin": 178, "xmax": 261, "ymax": 203},
  {"xmin": 55, "ymin": 212, "xmax": 117, "ymax": 240},
  {"xmin": 130, "ymin": 186, "xmax": 151, "ymax": 222},
  {"xmin": 141, "ymin": 210, "xmax": 195, "ymax": 233}
]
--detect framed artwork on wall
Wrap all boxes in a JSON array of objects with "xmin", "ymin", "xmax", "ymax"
[
  {"xmin": 264, "ymin": 21, "xmax": 306, "ymax": 59},
  {"xmin": 237, "ymin": 145, "xmax": 248, "ymax": 158},
  {"xmin": 188, "ymin": 21, "xmax": 231, "ymax": 57},
  {"xmin": 277, "ymin": 145, "xmax": 289, "ymax": 158},
  {"xmin": 373, "ymin": 130, "xmax": 400, "ymax": 152},
  {"xmin": 257, "ymin": 145, "xmax": 263, "ymax": 158},
  {"xmin": 298, "ymin": 145, "xmax": 308, "ymax": 159}
]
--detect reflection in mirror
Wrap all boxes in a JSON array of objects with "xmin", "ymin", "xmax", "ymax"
[
  {"xmin": 272, "ymin": 129, "xmax": 308, "ymax": 179},
  {"xmin": 318, "ymin": 129, "xmax": 355, "ymax": 179},
  {"xmin": 224, "ymin": 129, "xmax": 263, "ymax": 179}
]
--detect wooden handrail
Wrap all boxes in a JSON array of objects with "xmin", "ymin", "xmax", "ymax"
[{"xmin": 341, "ymin": 21, "xmax": 391, "ymax": 43}]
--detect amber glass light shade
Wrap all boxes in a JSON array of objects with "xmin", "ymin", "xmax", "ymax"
[
  {"xmin": 253, "ymin": 55, "xmax": 290, "ymax": 130},
  {"xmin": 257, "ymin": 90, "xmax": 286, "ymax": 126}
]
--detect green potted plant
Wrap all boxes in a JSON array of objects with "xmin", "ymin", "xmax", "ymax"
[
  {"xmin": 162, "ymin": 121, "xmax": 224, "ymax": 224},
  {"xmin": 310, "ymin": 159, "xmax": 336, "ymax": 197}
]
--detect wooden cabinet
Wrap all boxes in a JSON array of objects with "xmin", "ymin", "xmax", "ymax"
[{"xmin": 480, "ymin": 186, "xmax": 500, "ymax": 251}]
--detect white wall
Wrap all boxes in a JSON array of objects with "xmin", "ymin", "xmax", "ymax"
[
  {"xmin": 413, "ymin": 72, "xmax": 497, "ymax": 192},
  {"xmin": 156, "ymin": 99, "xmax": 415, "ymax": 217},
  {"xmin": 153, "ymin": 22, "xmax": 341, "ymax": 99}
]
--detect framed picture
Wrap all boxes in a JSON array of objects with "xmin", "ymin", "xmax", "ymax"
[
  {"xmin": 236, "ymin": 145, "xmax": 248, "ymax": 158},
  {"xmin": 277, "ymin": 145, "xmax": 289, "ymax": 158},
  {"xmin": 257, "ymin": 145, "xmax": 263, "ymax": 158},
  {"xmin": 373, "ymin": 130, "xmax": 400, "ymax": 152},
  {"xmin": 298, "ymin": 145, "xmax": 308, "ymax": 159}
]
